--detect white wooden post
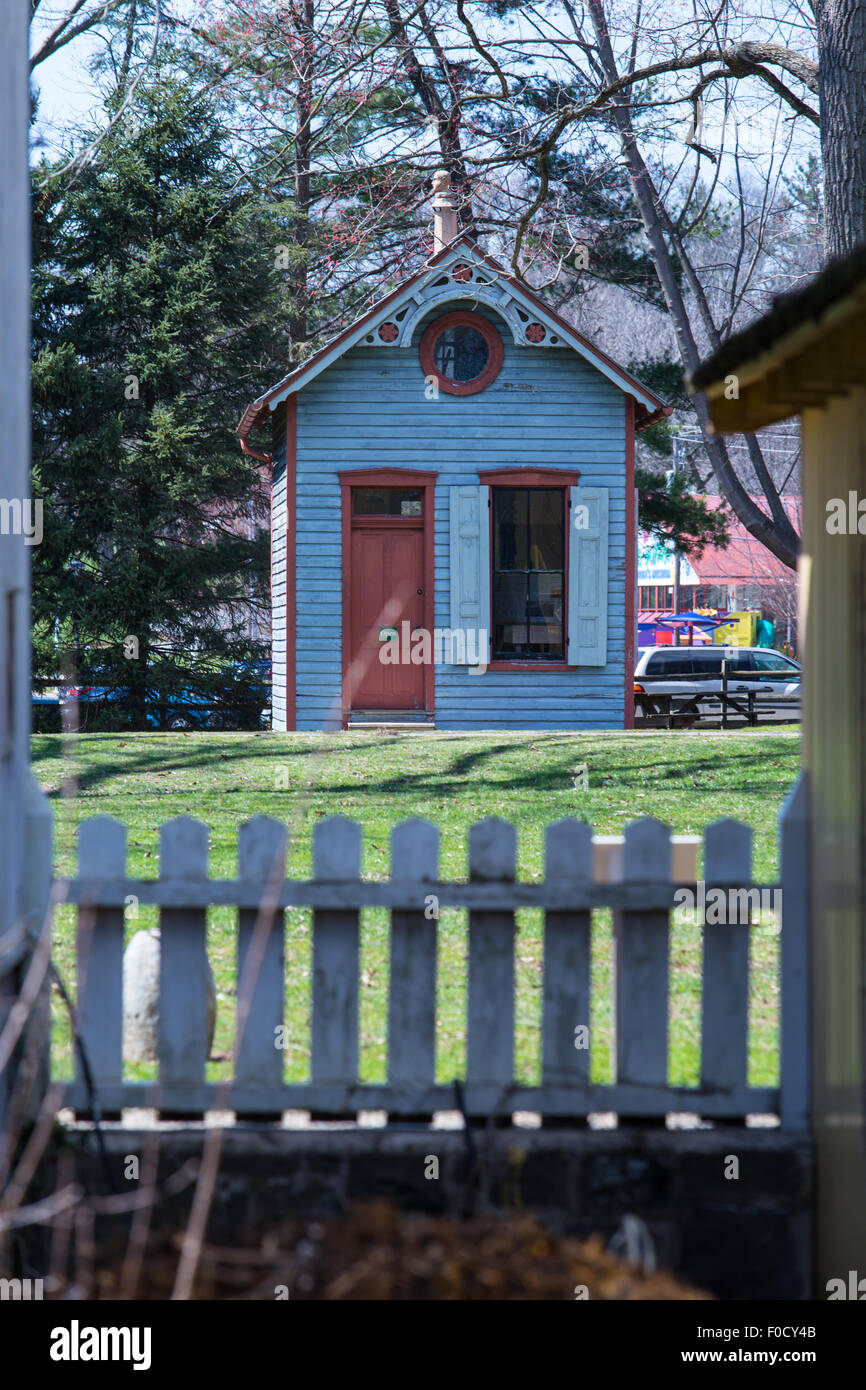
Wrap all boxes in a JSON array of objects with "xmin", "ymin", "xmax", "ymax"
[
  {"xmin": 76, "ymin": 817, "xmax": 127, "ymax": 1114},
  {"xmin": 16, "ymin": 772, "xmax": 54, "ymax": 1124},
  {"xmin": 780, "ymin": 773, "xmax": 810, "ymax": 1131},
  {"xmin": 388, "ymin": 818, "xmax": 439, "ymax": 1117},
  {"xmin": 467, "ymin": 817, "xmax": 516, "ymax": 1117},
  {"xmin": 542, "ymin": 818, "xmax": 593, "ymax": 1116},
  {"xmin": 0, "ymin": 0, "xmax": 32, "ymax": 940},
  {"xmin": 158, "ymin": 817, "xmax": 211, "ymax": 1115},
  {"xmin": 236, "ymin": 817, "xmax": 287, "ymax": 1116},
  {"xmin": 311, "ymin": 816, "xmax": 361, "ymax": 1115},
  {"xmin": 700, "ymin": 819, "xmax": 751, "ymax": 1111},
  {"xmin": 0, "ymin": 0, "xmax": 46, "ymax": 1141},
  {"xmin": 616, "ymin": 818, "xmax": 671, "ymax": 1120}
]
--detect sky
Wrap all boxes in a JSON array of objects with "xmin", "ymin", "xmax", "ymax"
[
  {"xmin": 30, "ymin": 1, "xmax": 205, "ymax": 158},
  {"xmin": 31, "ymin": 21, "xmax": 105, "ymax": 159},
  {"xmin": 30, "ymin": 0, "xmax": 819, "ymax": 178}
]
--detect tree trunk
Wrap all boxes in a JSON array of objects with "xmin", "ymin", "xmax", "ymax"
[
  {"xmin": 385, "ymin": 0, "xmax": 475, "ymax": 229},
  {"xmin": 291, "ymin": 0, "xmax": 314, "ymax": 347},
  {"xmin": 816, "ymin": 0, "xmax": 866, "ymax": 257},
  {"xmin": 587, "ymin": 0, "xmax": 799, "ymax": 570}
]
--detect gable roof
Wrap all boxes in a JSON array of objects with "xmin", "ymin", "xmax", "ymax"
[
  {"xmin": 690, "ymin": 246, "xmax": 866, "ymax": 394},
  {"xmin": 238, "ymin": 237, "xmax": 670, "ymax": 444},
  {"xmin": 688, "ymin": 247, "xmax": 866, "ymax": 432}
]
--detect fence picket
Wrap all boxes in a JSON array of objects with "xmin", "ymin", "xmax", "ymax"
[
  {"xmin": 388, "ymin": 819, "xmax": 439, "ymax": 1112},
  {"xmin": 780, "ymin": 773, "xmax": 810, "ymax": 1131},
  {"xmin": 700, "ymin": 819, "xmax": 751, "ymax": 1106},
  {"xmin": 311, "ymin": 817, "xmax": 361, "ymax": 1109},
  {"xmin": 236, "ymin": 817, "xmax": 287, "ymax": 1110},
  {"xmin": 616, "ymin": 819, "xmax": 671, "ymax": 1109},
  {"xmin": 467, "ymin": 818, "xmax": 516, "ymax": 1115},
  {"xmin": 543, "ymin": 819, "xmax": 593, "ymax": 1107},
  {"xmin": 76, "ymin": 817, "xmax": 127, "ymax": 1108},
  {"xmin": 158, "ymin": 817, "xmax": 211, "ymax": 1114}
]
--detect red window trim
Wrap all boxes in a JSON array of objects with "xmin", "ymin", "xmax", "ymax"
[
  {"xmin": 419, "ymin": 311, "xmax": 504, "ymax": 396},
  {"xmin": 339, "ymin": 466, "xmax": 437, "ymax": 726},
  {"xmin": 479, "ymin": 467, "xmax": 581, "ymax": 488},
  {"xmin": 351, "ymin": 515, "xmax": 423, "ymax": 528},
  {"xmin": 487, "ymin": 662, "xmax": 577, "ymax": 672},
  {"xmin": 487, "ymin": 477, "xmax": 571, "ymax": 668},
  {"xmin": 339, "ymin": 468, "xmax": 437, "ymax": 488}
]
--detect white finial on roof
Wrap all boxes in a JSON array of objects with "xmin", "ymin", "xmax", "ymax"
[{"xmin": 432, "ymin": 169, "xmax": 458, "ymax": 253}]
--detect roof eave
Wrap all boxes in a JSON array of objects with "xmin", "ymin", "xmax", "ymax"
[
  {"xmin": 635, "ymin": 403, "xmax": 673, "ymax": 431},
  {"xmin": 688, "ymin": 250, "xmax": 866, "ymax": 434}
]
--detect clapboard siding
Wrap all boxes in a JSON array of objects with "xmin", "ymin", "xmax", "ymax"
[
  {"xmin": 286, "ymin": 302, "xmax": 628, "ymax": 730},
  {"xmin": 271, "ymin": 441, "xmax": 288, "ymax": 729}
]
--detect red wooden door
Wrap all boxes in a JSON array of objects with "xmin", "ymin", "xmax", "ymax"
[{"xmin": 349, "ymin": 521, "xmax": 425, "ymax": 709}]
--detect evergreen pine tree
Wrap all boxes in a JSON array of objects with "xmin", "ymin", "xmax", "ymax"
[{"xmin": 32, "ymin": 71, "xmax": 291, "ymax": 727}]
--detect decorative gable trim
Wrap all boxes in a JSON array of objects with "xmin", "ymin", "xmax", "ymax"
[
  {"xmin": 238, "ymin": 236, "xmax": 670, "ymax": 439},
  {"xmin": 358, "ymin": 250, "xmax": 571, "ymax": 351}
]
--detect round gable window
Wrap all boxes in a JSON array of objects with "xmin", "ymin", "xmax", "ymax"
[{"xmin": 420, "ymin": 311, "xmax": 504, "ymax": 396}]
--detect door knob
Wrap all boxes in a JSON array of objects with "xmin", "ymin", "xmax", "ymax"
[{"xmin": 416, "ymin": 588, "xmax": 423, "ymax": 595}]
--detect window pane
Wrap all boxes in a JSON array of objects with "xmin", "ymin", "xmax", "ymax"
[
  {"xmin": 645, "ymin": 652, "xmax": 694, "ymax": 675},
  {"xmin": 493, "ymin": 490, "xmax": 525, "ymax": 570},
  {"xmin": 493, "ymin": 573, "xmax": 528, "ymax": 653},
  {"xmin": 690, "ymin": 652, "xmax": 723, "ymax": 672},
  {"xmin": 529, "ymin": 490, "xmax": 563, "ymax": 569},
  {"xmin": 752, "ymin": 652, "xmax": 799, "ymax": 672},
  {"xmin": 353, "ymin": 487, "xmax": 423, "ymax": 515},
  {"xmin": 433, "ymin": 325, "xmax": 489, "ymax": 383},
  {"xmin": 528, "ymin": 572, "xmax": 564, "ymax": 655}
]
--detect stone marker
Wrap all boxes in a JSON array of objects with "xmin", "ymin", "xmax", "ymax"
[{"xmin": 123, "ymin": 927, "xmax": 216, "ymax": 1063}]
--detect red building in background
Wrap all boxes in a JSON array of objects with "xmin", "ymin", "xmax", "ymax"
[{"xmin": 638, "ymin": 496, "xmax": 801, "ymax": 650}]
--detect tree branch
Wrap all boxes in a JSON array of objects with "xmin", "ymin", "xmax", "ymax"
[{"xmin": 30, "ymin": 0, "xmax": 127, "ymax": 70}]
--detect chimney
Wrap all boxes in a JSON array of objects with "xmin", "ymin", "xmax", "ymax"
[{"xmin": 432, "ymin": 169, "xmax": 458, "ymax": 253}]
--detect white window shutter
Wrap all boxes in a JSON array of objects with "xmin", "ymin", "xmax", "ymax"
[
  {"xmin": 568, "ymin": 487, "xmax": 608, "ymax": 666},
  {"xmin": 449, "ymin": 485, "xmax": 490, "ymax": 663}
]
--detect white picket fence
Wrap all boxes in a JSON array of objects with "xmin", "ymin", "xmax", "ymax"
[{"xmin": 54, "ymin": 776, "xmax": 809, "ymax": 1129}]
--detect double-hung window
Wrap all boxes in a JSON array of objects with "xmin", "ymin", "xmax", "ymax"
[{"xmin": 492, "ymin": 488, "xmax": 565, "ymax": 660}]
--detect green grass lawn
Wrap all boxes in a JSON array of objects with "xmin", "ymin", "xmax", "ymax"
[{"xmin": 34, "ymin": 728, "xmax": 801, "ymax": 1098}]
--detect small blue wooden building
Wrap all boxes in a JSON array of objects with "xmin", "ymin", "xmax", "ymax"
[{"xmin": 238, "ymin": 176, "xmax": 667, "ymax": 731}]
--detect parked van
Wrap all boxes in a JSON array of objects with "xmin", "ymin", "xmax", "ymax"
[{"xmin": 634, "ymin": 646, "xmax": 801, "ymax": 723}]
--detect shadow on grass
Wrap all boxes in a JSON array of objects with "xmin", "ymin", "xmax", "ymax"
[
  {"xmin": 32, "ymin": 732, "xmax": 584, "ymax": 802},
  {"xmin": 32, "ymin": 732, "xmax": 800, "ymax": 810}
]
